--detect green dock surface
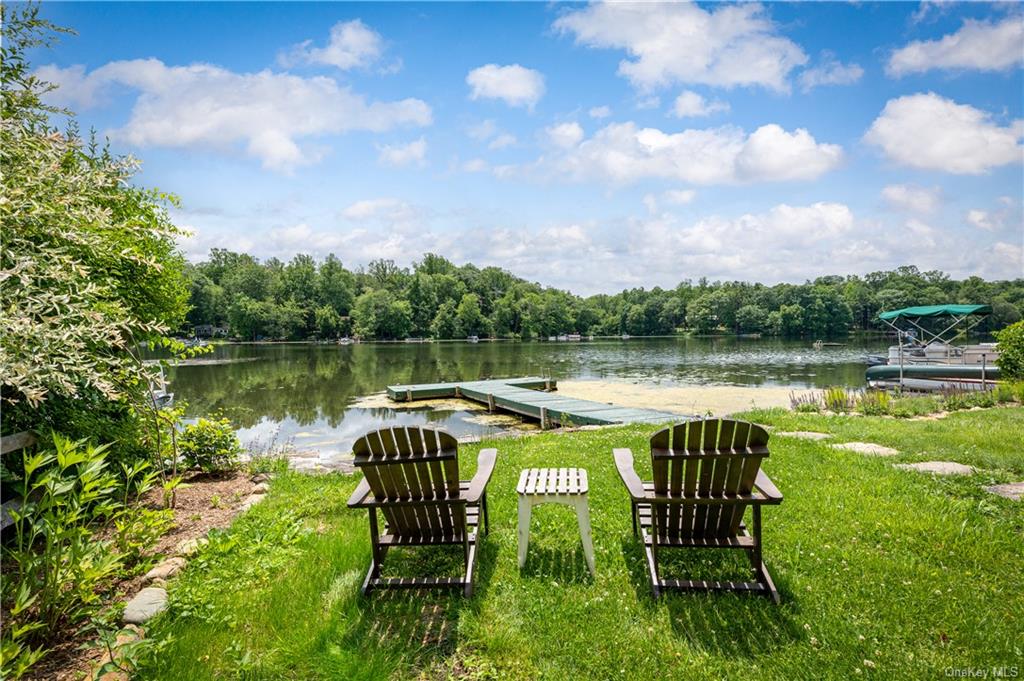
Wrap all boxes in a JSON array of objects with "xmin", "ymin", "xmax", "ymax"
[{"xmin": 386, "ymin": 377, "xmax": 684, "ymax": 427}]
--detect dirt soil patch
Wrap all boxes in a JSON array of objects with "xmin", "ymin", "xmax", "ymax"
[{"xmin": 25, "ymin": 469, "xmax": 261, "ymax": 681}]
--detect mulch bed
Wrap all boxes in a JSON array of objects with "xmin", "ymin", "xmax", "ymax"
[{"xmin": 24, "ymin": 469, "xmax": 262, "ymax": 681}]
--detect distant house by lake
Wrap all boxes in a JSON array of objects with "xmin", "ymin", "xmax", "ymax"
[{"xmin": 192, "ymin": 324, "xmax": 229, "ymax": 338}]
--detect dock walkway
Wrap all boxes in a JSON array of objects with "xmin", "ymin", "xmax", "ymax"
[{"xmin": 386, "ymin": 377, "xmax": 681, "ymax": 428}]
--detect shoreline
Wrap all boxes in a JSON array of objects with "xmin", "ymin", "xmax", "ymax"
[{"xmin": 556, "ymin": 379, "xmax": 805, "ymax": 416}]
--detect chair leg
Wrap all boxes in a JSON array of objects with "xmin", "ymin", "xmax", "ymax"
[
  {"xmin": 749, "ymin": 505, "xmax": 780, "ymax": 604},
  {"xmin": 573, "ymin": 497, "xmax": 596, "ymax": 577},
  {"xmin": 362, "ymin": 509, "xmax": 382, "ymax": 596},
  {"xmin": 482, "ymin": 492, "xmax": 489, "ymax": 535},
  {"xmin": 517, "ymin": 496, "xmax": 532, "ymax": 569},
  {"xmin": 631, "ymin": 501, "xmax": 637, "ymax": 536}
]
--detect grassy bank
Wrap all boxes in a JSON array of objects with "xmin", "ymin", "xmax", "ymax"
[{"xmin": 139, "ymin": 408, "xmax": 1024, "ymax": 679}]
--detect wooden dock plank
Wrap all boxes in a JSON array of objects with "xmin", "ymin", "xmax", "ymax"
[{"xmin": 385, "ymin": 377, "xmax": 682, "ymax": 427}]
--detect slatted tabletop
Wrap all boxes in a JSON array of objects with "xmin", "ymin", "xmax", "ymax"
[{"xmin": 517, "ymin": 467, "xmax": 589, "ymax": 496}]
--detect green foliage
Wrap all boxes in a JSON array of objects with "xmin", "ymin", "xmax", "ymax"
[
  {"xmin": 352, "ymin": 289, "xmax": 412, "ymax": 340},
  {"xmin": 994, "ymin": 321, "xmax": 1024, "ymax": 380},
  {"xmin": 1, "ymin": 5, "xmax": 189, "ymax": 409},
  {"xmin": 0, "ymin": 434, "xmax": 171, "ymax": 678},
  {"xmin": 855, "ymin": 390, "xmax": 890, "ymax": 416},
  {"xmin": 179, "ymin": 417, "xmax": 243, "ymax": 474},
  {"xmin": 823, "ymin": 386, "xmax": 856, "ymax": 413}
]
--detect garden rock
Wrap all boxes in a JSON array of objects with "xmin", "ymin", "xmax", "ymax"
[
  {"xmin": 775, "ymin": 431, "xmax": 831, "ymax": 441},
  {"xmin": 251, "ymin": 473, "xmax": 271, "ymax": 484},
  {"xmin": 252, "ymin": 482, "xmax": 269, "ymax": 494},
  {"xmin": 830, "ymin": 442, "xmax": 899, "ymax": 457},
  {"xmin": 240, "ymin": 494, "xmax": 264, "ymax": 510},
  {"xmin": 123, "ymin": 587, "xmax": 167, "ymax": 624},
  {"xmin": 985, "ymin": 482, "xmax": 1024, "ymax": 501},
  {"xmin": 895, "ymin": 461, "xmax": 974, "ymax": 476},
  {"xmin": 175, "ymin": 536, "xmax": 208, "ymax": 557},
  {"xmin": 144, "ymin": 556, "xmax": 186, "ymax": 582}
]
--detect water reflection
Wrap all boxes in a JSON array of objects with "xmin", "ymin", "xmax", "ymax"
[{"xmin": 164, "ymin": 337, "xmax": 881, "ymax": 454}]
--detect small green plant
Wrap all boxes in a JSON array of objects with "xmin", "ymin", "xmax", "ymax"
[
  {"xmin": 994, "ymin": 321, "xmax": 1024, "ymax": 380},
  {"xmin": 940, "ymin": 387, "xmax": 971, "ymax": 411},
  {"xmin": 887, "ymin": 395, "xmax": 941, "ymax": 418},
  {"xmin": 210, "ymin": 495, "xmax": 224, "ymax": 510},
  {"xmin": 823, "ymin": 386, "xmax": 856, "ymax": 413},
  {"xmin": 246, "ymin": 453, "xmax": 289, "ymax": 477},
  {"xmin": 856, "ymin": 390, "xmax": 890, "ymax": 416},
  {"xmin": 179, "ymin": 417, "xmax": 243, "ymax": 474},
  {"xmin": 113, "ymin": 508, "xmax": 174, "ymax": 567},
  {"xmin": 1, "ymin": 436, "xmax": 124, "ymax": 678}
]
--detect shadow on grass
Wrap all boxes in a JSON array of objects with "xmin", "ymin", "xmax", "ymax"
[
  {"xmin": 619, "ymin": 536, "xmax": 802, "ymax": 658},
  {"xmin": 518, "ymin": 544, "xmax": 595, "ymax": 585},
  {"xmin": 332, "ymin": 537, "xmax": 501, "ymax": 670}
]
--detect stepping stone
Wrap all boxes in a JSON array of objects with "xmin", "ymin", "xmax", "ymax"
[
  {"xmin": 144, "ymin": 556, "xmax": 186, "ymax": 582},
  {"xmin": 985, "ymin": 482, "xmax": 1024, "ymax": 501},
  {"xmin": 123, "ymin": 587, "xmax": 167, "ymax": 624},
  {"xmin": 895, "ymin": 461, "xmax": 974, "ymax": 476},
  {"xmin": 775, "ymin": 431, "xmax": 831, "ymax": 441},
  {"xmin": 830, "ymin": 442, "xmax": 900, "ymax": 457}
]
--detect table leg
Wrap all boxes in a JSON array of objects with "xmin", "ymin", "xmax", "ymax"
[
  {"xmin": 574, "ymin": 497, "xmax": 596, "ymax": 577},
  {"xmin": 517, "ymin": 495, "xmax": 532, "ymax": 569}
]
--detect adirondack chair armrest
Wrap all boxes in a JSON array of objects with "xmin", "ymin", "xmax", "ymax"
[
  {"xmin": 463, "ymin": 448, "xmax": 497, "ymax": 504},
  {"xmin": 754, "ymin": 470, "xmax": 783, "ymax": 504},
  {"xmin": 613, "ymin": 448, "xmax": 649, "ymax": 501},
  {"xmin": 346, "ymin": 478, "xmax": 372, "ymax": 508}
]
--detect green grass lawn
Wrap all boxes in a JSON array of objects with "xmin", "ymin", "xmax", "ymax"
[{"xmin": 140, "ymin": 407, "xmax": 1024, "ymax": 680}]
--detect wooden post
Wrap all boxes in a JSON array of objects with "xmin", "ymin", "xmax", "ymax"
[
  {"xmin": 406, "ymin": 388, "xmax": 412, "ymax": 402},
  {"xmin": 540, "ymin": 407, "xmax": 548, "ymax": 430},
  {"xmin": 981, "ymin": 354, "xmax": 987, "ymax": 391},
  {"xmin": 487, "ymin": 394, "xmax": 495, "ymax": 412},
  {"xmin": 455, "ymin": 386, "xmax": 461, "ymax": 398}
]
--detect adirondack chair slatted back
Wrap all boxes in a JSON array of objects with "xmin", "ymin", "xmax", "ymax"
[
  {"xmin": 353, "ymin": 426, "xmax": 464, "ymax": 537},
  {"xmin": 649, "ymin": 419, "xmax": 769, "ymax": 539}
]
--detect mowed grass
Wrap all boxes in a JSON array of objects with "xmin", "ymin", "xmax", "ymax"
[{"xmin": 141, "ymin": 408, "xmax": 1024, "ymax": 680}]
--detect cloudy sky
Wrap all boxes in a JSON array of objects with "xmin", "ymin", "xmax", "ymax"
[{"xmin": 33, "ymin": 1, "xmax": 1023, "ymax": 295}]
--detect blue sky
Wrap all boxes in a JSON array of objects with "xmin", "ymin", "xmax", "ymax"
[{"xmin": 30, "ymin": 1, "xmax": 1024, "ymax": 294}]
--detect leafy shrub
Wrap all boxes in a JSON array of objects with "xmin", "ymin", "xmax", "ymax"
[
  {"xmin": 179, "ymin": 417, "xmax": 243, "ymax": 474},
  {"xmin": 940, "ymin": 388, "xmax": 971, "ymax": 411},
  {"xmin": 992, "ymin": 383, "xmax": 1016, "ymax": 404},
  {"xmin": 1, "ymin": 436, "xmax": 124, "ymax": 678},
  {"xmin": 994, "ymin": 321, "xmax": 1024, "ymax": 380}
]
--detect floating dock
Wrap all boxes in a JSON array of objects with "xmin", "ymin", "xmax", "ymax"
[{"xmin": 386, "ymin": 377, "xmax": 681, "ymax": 428}]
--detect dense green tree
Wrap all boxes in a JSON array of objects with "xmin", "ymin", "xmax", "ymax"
[
  {"xmin": 455, "ymin": 293, "xmax": 488, "ymax": 337},
  {"xmin": 317, "ymin": 254, "xmax": 354, "ymax": 316},
  {"xmin": 352, "ymin": 289, "xmax": 411, "ymax": 339},
  {"xmin": 735, "ymin": 305, "xmax": 769, "ymax": 334},
  {"xmin": 431, "ymin": 301, "xmax": 458, "ymax": 339}
]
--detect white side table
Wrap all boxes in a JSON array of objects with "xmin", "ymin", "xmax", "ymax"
[{"xmin": 516, "ymin": 467, "xmax": 596, "ymax": 576}]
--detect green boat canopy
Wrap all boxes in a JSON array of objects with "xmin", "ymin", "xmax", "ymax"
[{"xmin": 878, "ymin": 304, "xmax": 991, "ymax": 321}]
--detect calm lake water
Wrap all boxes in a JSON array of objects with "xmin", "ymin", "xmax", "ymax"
[{"xmin": 164, "ymin": 338, "xmax": 883, "ymax": 466}]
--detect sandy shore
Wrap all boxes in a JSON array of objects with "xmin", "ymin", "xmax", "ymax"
[{"xmin": 556, "ymin": 380, "xmax": 806, "ymax": 416}]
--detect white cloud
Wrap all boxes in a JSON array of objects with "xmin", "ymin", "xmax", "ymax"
[
  {"xmin": 888, "ymin": 16, "xmax": 1024, "ymax": 76},
  {"xmin": 671, "ymin": 90, "xmax": 729, "ymax": 118},
  {"xmin": 881, "ymin": 184, "xmax": 941, "ymax": 214},
  {"xmin": 36, "ymin": 59, "xmax": 431, "ymax": 172},
  {"xmin": 488, "ymin": 133, "xmax": 517, "ymax": 150},
  {"xmin": 280, "ymin": 20, "xmax": 386, "ymax": 71},
  {"xmin": 636, "ymin": 96, "xmax": 661, "ymax": 110},
  {"xmin": 341, "ymin": 198, "xmax": 419, "ymax": 224},
  {"xmin": 546, "ymin": 122, "xmax": 585, "ymax": 149},
  {"xmin": 544, "ymin": 120, "xmax": 842, "ymax": 186},
  {"xmin": 864, "ymin": 92, "xmax": 1023, "ymax": 174},
  {"xmin": 966, "ymin": 209, "xmax": 997, "ymax": 231},
  {"xmin": 462, "ymin": 158, "xmax": 489, "ymax": 173},
  {"xmin": 553, "ymin": 1, "xmax": 807, "ymax": 92},
  {"xmin": 376, "ymin": 137, "xmax": 427, "ymax": 167},
  {"xmin": 589, "ymin": 105, "xmax": 612, "ymax": 119},
  {"xmin": 663, "ymin": 189, "xmax": 697, "ymax": 205},
  {"xmin": 466, "ymin": 63, "xmax": 545, "ymax": 109},
  {"xmin": 799, "ymin": 53, "xmax": 864, "ymax": 92},
  {"xmin": 466, "ymin": 119, "xmax": 516, "ymax": 149}
]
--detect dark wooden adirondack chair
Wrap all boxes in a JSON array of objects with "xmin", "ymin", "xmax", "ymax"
[
  {"xmin": 347, "ymin": 426, "xmax": 496, "ymax": 597},
  {"xmin": 613, "ymin": 418, "xmax": 783, "ymax": 602}
]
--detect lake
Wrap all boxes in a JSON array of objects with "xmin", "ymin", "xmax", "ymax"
[{"xmin": 164, "ymin": 337, "xmax": 883, "ymax": 467}]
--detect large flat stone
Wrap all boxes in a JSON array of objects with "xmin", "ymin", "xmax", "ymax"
[
  {"xmin": 830, "ymin": 442, "xmax": 900, "ymax": 457},
  {"xmin": 895, "ymin": 461, "xmax": 974, "ymax": 476},
  {"xmin": 775, "ymin": 431, "xmax": 831, "ymax": 441},
  {"xmin": 144, "ymin": 556, "xmax": 186, "ymax": 582},
  {"xmin": 123, "ymin": 587, "xmax": 167, "ymax": 624},
  {"xmin": 985, "ymin": 482, "xmax": 1024, "ymax": 501}
]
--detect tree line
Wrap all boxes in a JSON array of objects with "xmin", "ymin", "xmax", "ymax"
[{"xmin": 185, "ymin": 252, "xmax": 1024, "ymax": 341}]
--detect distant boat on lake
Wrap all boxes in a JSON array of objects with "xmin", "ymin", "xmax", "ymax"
[{"xmin": 467, "ymin": 335, "xmax": 479, "ymax": 343}]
